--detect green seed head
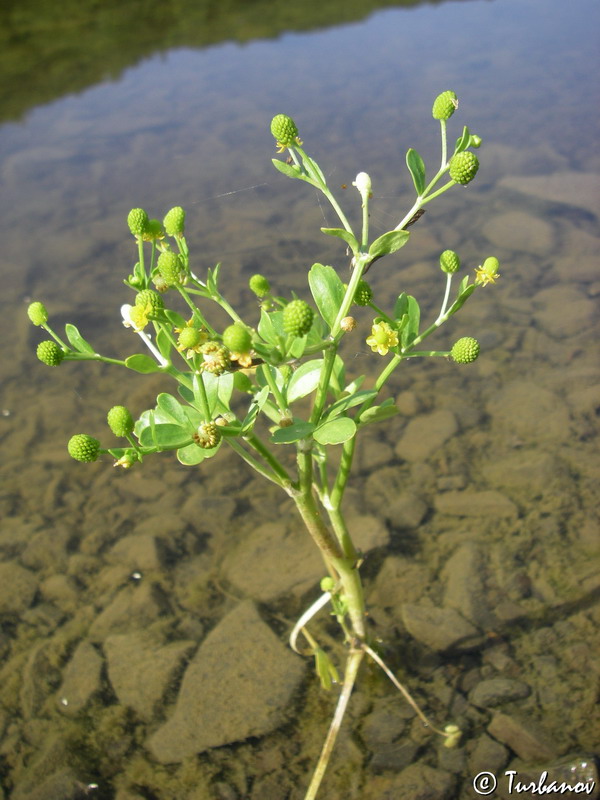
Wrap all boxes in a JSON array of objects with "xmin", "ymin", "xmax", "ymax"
[
  {"xmin": 249, "ymin": 274, "xmax": 271, "ymax": 298},
  {"xmin": 195, "ymin": 421, "xmax": 221, "ymax": 449},
  {"xmin": 135, "ymin": 289, "xmax": 164, "ymax": 315},
  {"xmin": 68, "ymin": 434, "xmax": 101, "ymax": 463},
  {"xmin": 178, "ymin": 326, "xmax": 204, "ymax": 350},
  {"xmin": 27, "ymin": 301, "xmax": 48, "ymax": 326},
  {"xmin": 270, "ymin": 114, "xmax": 300, "ymax": 148},
  {"xmin": 163, "ymin": 206, "xmax": 186, "ymax": 236},
  {"xmin": 36, "ymin": 340, "xmax": 64, "ymax": 366},
  {"xmin": 107, "ymin": 405, "xmax": 134, "ymax": 437},
  {"xmin": 157, "ymin": 250, "xmax": 183, "ymax": 286},
  {"xmin": 353, "ymin": 280, "xmax": 373, "ymax": 306},
  {"xmin": 127, "ymin": 208, "xmax": 149, "ymax": 236},
  {"xmin": 200, "ymin": 342, "xmax": 231, "ymax": 375},
  {"xmin": 449, "ymin": 151, "xmax": 479, "ymax": 185},
  {"xmin": 451, "ymin": 337, "xmax": 480, "ymax": 364},
  {"xmin": 283, "ymin": 299, "xmax": 314, "ymax": 336},
  {"xmin": 222, "ymin": 323, "xmax": 252, "ymax": 353},
  {"xmin": 432, "ymin": 90, "xmax": 458, "ymax": 121},
  {"xmin": 440, "ymin": 250, "xmax": 461, "ymax": 274}
]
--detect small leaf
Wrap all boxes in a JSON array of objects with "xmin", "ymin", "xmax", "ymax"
[
  {"xmin": 320, "ymin": 228, "xmax": 359, "ymax": 254},
  {"xmin": 359, "ymin": 403, "xmax": 400, "ymax": 425},
  {"xmin": 406, "ymin": 148, "xmax": 426, "ymax": 196},
  {"xmin": 301, "ymin": 153, "xmax": 327, "ymax": 185},
  {"xmin": 258, "ymin": 308, "xmax": 280, "ymax": 346},
  {"xmin": 368, "ymin": 230, "xmax": 410, "ymax": 262},
  {"xmin": 447, "ymin": 283, "xmax": 477, "ymax": 315},
  {"xmin": 324, "ymin": 390, "xmax": 378, "ymax": 420},
  {"xmin": 313, "ymin": 417, "xmax": 356, "ymax": 445},
  {"xmin": 125, "ymin": 354, "xmax": 161, "ymax": 374},
  {"xmin": 65, "ymin": 323, "xmax": 95, "ymax": 354},
  {"xmin": 156, "ymin": 327, "xmax": 172, "ymax": 360},
  {"xmin": 240, "ymin": 386, "xmax": 270, "ymax": 434},
  {"xmin": 271, "ymin": 421, "xmax": 315, "ymax": 444},
  {"xmin": 401, "ymin": 295, "xmax": 420, "ymax": 348},
  {"xmin": 138, "ymin": 423, "xmax": 191, "ymax": 448},
  {"xmin": 454, "ymin": 126, "xmax": 471, "ymax": 154},
  {"xmin": 393, "ymin": 292, "xmax": 408, "ymax": 321},
  {"xmin": 177, "ymin": 440, "xmax": 221, "ymax": 465},
  {"xmin": 272, "ymin": 158, "xmax": 303, "ymax": 180},
  {"xmin": 308, "ymin": 263, "xmax": 345, "ymax": 329},
  {"xmin": 157, "ymin": 393, "xmax": 189, "ymax": 427},
  {"xmin": 164, "ymin": 309, "xmax": 187, "ymax": 328},
  {"xmin": 287, "ymin": 359, "xmax": 324, "ymax": 403}
]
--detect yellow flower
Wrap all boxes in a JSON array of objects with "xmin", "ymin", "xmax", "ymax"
[
  {"xmin": 366, "ymin": 321, "xmax": 399, "ymax": 356},
  {"xmin": 474, "ymin": 256, "xmax": 500, "ymax": 287},
  {"xmin": 230, "ymin": 350, "xmax": 254, "ymax": 368},
  {"xmin": 126, "ymin": 302, "xmax": 152, "ymax": 331}
]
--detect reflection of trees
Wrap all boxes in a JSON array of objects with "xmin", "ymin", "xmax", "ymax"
[{"xmin": 1, "ymin": 0, "xmax": 447, "ymax": 122}]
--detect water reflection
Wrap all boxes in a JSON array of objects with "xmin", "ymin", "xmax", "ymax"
[{"xmin": 0, "ymin": 0, "xmax": 599, "ymax": 796}]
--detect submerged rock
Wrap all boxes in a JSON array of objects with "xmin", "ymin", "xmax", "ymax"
[{"xmin": 147, "ymin": 600, "xmax": 305, "ymax": 762}]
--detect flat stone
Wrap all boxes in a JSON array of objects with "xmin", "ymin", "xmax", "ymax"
[
  {"xmin": 88, "ymin": 581, "xmax": 172, "ymax": 642},
  {"xmin": 0, "ymin": 561, "xmax": 38, "ymax": 615},
  {"xmin": 470, "ymin": 678, "xmax": 531, "ymax": 709},
  {"xmin": 107, "ymin": 533, "xmax": 170, "ymax": 571},
  {"xmin": 483, "ymin": 210, "xmax": 554, "ymax": 255},
  {"xmin": 499, "ymin": 172, "xmax": 600, "ymax": 217},
  {"xmin": 395, "ymin": 409, "xmax": 458, "ymax": 462},
  {"xmin": 364, "ymin": 763, "xmax": 455, "ymax": 800},
  {"xmin": 486, "ymin": 380, "xmax": 571, "ymax": 443},
  {"xmin": 488, "ymin": 712, "xmax": 558, "ymax": 761},
  {"xmin": 58, "ymin": 640, "xmax": 103, "ymax": 715},
  {"xmin": 401, "ymin": 604, "xmax": 483, "ymax": 652},
  {"xmin": 364, "ymin": 466, "xmax": 428, "ymax": 529},
  {"xmin": 105, "ymin": 632, "xmax": 196, "ymax": 720},
  {"xmin": 443, "ymin": 542, "xmax": 494, "ymax": 629},
  {"xmin": 147, "ymin": 600, "xmax": 305, "ymax": 762},
  {"xmin": 434, "ymin": 490, "xmax": 518, "ymax": 518},
  {"xmin": 532, "ymin": 285, "xmax": 596, "ymax": 338}
]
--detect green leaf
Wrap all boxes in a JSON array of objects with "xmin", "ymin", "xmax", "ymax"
[
  {"xmin": 271, "ymin": 158, "xmax": 303, "ymax": 180},
  {"xmin": 454, "ymin": 126, "xmax": 471, "ymax": 154},
  {"xmin": 240, "ymin": 386, "xmax": 269, "ymax": 434},
  {"xmin": 164, "ymin": 309, "xmax": 187, "ymax": 328},
  {"xmin": 177, "ymin": 440, "xmax": 221, "ymax": 465},
  {"xmin": 313, "ymin": 417, "xmax": 356, "ymax": 445},
  {"xmin": 258, "ymin": 308, "xmax": 280, "ymax": 347},
  {"xmin": 359, "ymin": 402, "xmax": 400, "ymax": 425},
  {"xmin": 393, "ymin": 292, "xmax": 408, "ymax": 321},
  {"xmin": 448, "ymin": 283, "xmax": 477, "ymax": 315},
  {"xmin": 139, "ymin": 423, "xmax": 191, "ymax": 448},
  {"xmin": 271, "ymin": 421, "xmax": 315, "ymax": 444},
  {"xmin": 330, "ymin": 355, "xmax": 346, "ymax": 397},
  {"xmin": 300, "ymin": 153, "xmax": 327, "ymax": 185},
  {"xmin": 125, "ymin": 354, "xmax": 161, "ymax": 373},
  {"xmin": 324, "ymin": 390, "xmax": 378, "ymax": 420},
  {"xmin": 156, "ymin": 327, "xmax": 172, "ymax": 360},
  {"xmin": 156, "ymin": 393, "xmax": 189, "ymax": 427},
  {"xmin": 401, "ymin": 295, "xmax": 420, "ymax": 347},
  {"xmin": 343, "ymin": 375, "xmax": 365, "ymax": 395},
  {"xmin": 308, "ymin": 263, "xmax": 345, "ymax": 329},
  {"xmin": 320, "ymin": 228, "xmax": 359, "ymax": 254},
  {"xmin": 65, "ymin": 323, "xmax": 95, "ymax": 354},
  {"xmin": 406, "ymin": 148, "xmax": 426, "ymax": 196},
  {"xmin": 368, "ymin": 230, "xmax": 410, "ymax": 262},
  {"xmin": 287, "ymin": 359, "xmax": 324, "ymax": 403}
]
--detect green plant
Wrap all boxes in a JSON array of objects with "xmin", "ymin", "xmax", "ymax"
[{"xmin": 29, "ymin": 91, "xmax": 499, "ymax": 798}]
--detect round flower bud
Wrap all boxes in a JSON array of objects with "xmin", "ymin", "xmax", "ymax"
[
  {"xmin": 283, "ymin": 299, "xmax": 313, "ymax": 336},
  {"xmin": 194, "ymin": 421, "xmax": 221, "ymax": 449},
  {"xmin": 439, "ymin": 250, "xmax": 460, "ymax": 274},
  {"xmin": 449, "ymin": 151, "xmax": 479, "ymax": 185},
  {"xmin": 27, "ymin": 301, "xmax": 48, "ymax": 326},
  {"xmin": 37, "ymin": 340, "xmax": 64, "ymax": 366},
  {"xmin": 340, "ymin": 316, "xmax": 356, "ymax": 332},
  {"xmin": 68, "ymin": 434, "xmax": 101, "ymax": 463},
  {"xmin": 432, "ymin": 91, "xmax": 458, "ymax": 120},
  {"xmin": 178, "ymin": 326, "xmax": 204, "ymax": 350},
  {"xmin": 157, "ymin": 251, "xmax": 183, "ymax": 286},
  {"xmin": 249, "ymin": 274, "xmax": 271, "ymax": 298},
  {"xmin": 222, "ymin": 323, "xmax": 252, "ymax": 353},
  {"xmin": 163, "ymin": 206, "xmax": 186, "ymax": 236},
  {"xmin": 200, "ymin": 342, "xmax": 231, "ymax": 375},
  {"xmin": 135, "ymin": 289, "xmax": 164, "ymax": 315},
  {"xmin": 354, "ymin": 280, "xmax": 373, "ymax": 306},
  {"xmin": 451, "ymin": 337, "xmax": 480, "ymax": 364},
  {"xmin": 270, "ymin": 114, "xmax": 299, "ymax": 147},
  {"xmin": 107, "ymin": 405, "xmax": 134, "ymax": 437},
  {"xmin": 142, "ymin": 219, "xmax": 164, "ymax": 241},
  {"xmin": 127, "ymin": 208, "xmax": 149, "ymax": 236}
]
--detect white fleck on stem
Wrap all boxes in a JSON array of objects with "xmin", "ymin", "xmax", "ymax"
[{"xmin": 120, "ymin": 304, "xmax": 168, "ymax": 366}]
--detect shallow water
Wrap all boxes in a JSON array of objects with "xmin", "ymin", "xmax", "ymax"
[{"xmin": 0, "ymin": 0, "xmax": 599, "ymax": 798}]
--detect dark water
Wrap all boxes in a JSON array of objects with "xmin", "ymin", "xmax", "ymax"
[{"xmin": 0, "ymin": 0, "xmax": 599, "ymax": 797}]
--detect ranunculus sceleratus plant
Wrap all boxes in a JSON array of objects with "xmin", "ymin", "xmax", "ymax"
[{"xmin": 30, "ymin": 91, "xmax": 501, "ymax": 799}]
